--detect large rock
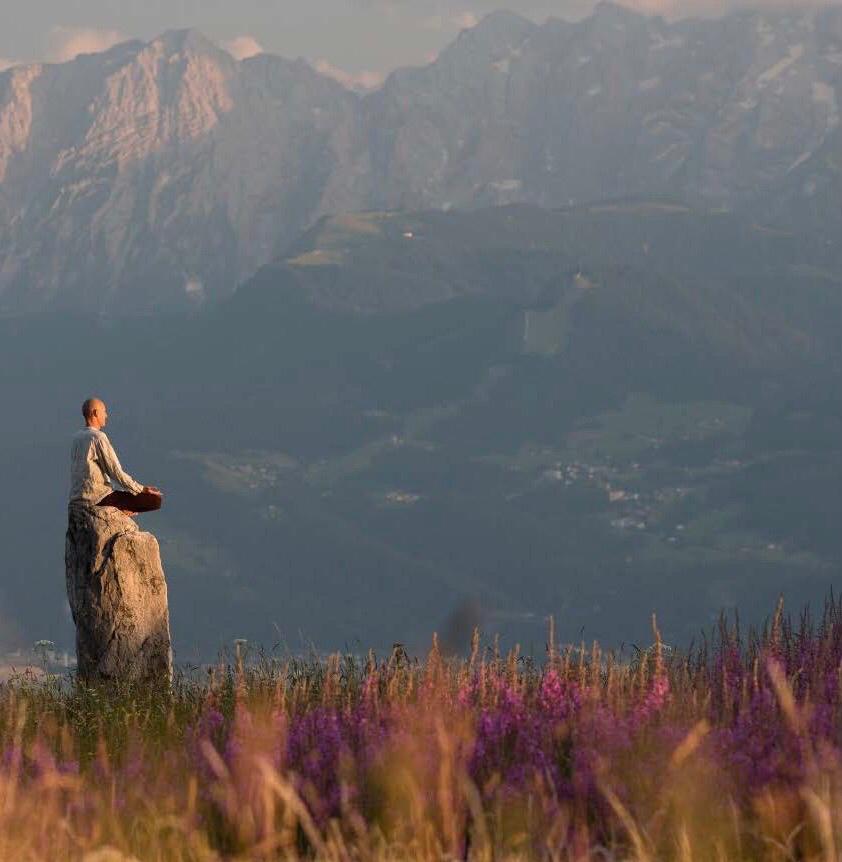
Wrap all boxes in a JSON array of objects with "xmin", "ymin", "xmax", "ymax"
[{"xmin": 65, "ymin": 503, "xmax": 172, "ymax": 685}]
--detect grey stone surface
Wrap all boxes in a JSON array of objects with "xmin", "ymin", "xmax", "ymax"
[{"xmin": 65, "ymin": 503, "xmax": 172, "ymax": 685}]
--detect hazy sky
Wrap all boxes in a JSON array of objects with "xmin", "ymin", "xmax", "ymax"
[{"xmin": 0, "ymin": 0, "xmax": 836, "ymax": 86}]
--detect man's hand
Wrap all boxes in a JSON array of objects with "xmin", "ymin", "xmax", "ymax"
[{"xmin": 143, "ymin": 486, "xmax": 163, "ymax": 496}]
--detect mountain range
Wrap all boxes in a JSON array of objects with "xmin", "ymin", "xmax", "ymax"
[{"xmin": 0, "ymin": 2, "xmax": 841, "ymax": 313}]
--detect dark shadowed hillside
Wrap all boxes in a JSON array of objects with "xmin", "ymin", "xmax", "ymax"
[{"xmin": 0, "ymin": 202, "xmax": 839, "ymax": 657}]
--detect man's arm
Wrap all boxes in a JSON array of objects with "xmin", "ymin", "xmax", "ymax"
[{"xmin": 95, "ymin": 435, "xmax": 145, "ymax": 495}]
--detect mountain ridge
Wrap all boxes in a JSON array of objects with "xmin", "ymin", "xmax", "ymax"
[{"xmin": 0, "ymin": 5, "xmax": 840, "ymax": 312}]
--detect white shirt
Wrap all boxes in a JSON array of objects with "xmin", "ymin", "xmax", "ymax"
[{"xmin": 69, "ymin": 427, "xmax": 144, "ymax": 503}]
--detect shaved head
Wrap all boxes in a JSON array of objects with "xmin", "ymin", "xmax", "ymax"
[{"xmin": 82, "ymin": 397, "xmax": 106, "ymax": 422}]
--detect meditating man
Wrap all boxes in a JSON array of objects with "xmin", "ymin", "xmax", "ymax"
[{"xmin": 69, "ymin": 397, "xmax": 163, "ymax": 515}]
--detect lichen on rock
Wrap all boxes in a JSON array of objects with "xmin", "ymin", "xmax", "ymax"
[{"xmin": 65, "ymin": 502, "xmax": 172, "ymax": 685}]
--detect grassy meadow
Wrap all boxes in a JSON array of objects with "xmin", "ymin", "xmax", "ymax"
[{"xmin": 2, "ymin": 600, "xmax": 842, "ymax": 860}]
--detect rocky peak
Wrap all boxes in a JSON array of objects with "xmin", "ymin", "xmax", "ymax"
[
  {"xmin": 151, "ymin": 28, "xmax": 222, "ymax": 58},
  {"xmin": 434, "ymin": 9, "xmax": 536, "ymax": 72},
  {"xmin": 591, "ymin": 1, "xmax": 646, "ymax": 25},
  {"xmin": 462, "ymin": 9, "xmax": 537, "ymax": 44},
  {"xmin": 59, "ymin": 32, "xmax": 236, "ymax": 177}
]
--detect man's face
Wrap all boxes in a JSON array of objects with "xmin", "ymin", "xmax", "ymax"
[{"xmin": 94, "ymin": 401, "xmax": 108, "ymax": 428}]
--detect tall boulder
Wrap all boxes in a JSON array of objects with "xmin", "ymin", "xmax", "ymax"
[{"xmin": 65, "ymin": 503, "xmax": 172, "ymax": 685}]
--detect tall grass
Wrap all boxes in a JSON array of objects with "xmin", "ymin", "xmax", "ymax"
[{"xmin": 2, "ymin": 598, "xmax": 842, "ymax": 860}]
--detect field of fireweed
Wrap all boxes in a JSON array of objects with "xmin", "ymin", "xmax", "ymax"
[{"xmin": 2, "ymin": 601, "xmax": 842, "ymax": 861}]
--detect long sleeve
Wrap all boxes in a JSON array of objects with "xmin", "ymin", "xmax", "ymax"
[{"xmin": 95, "ymin": 435, "xmax": 144, "ymax": 495}]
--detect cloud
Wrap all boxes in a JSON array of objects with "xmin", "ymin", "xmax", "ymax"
[
  {"xmin": 312, "ymin": 59, "xmax": 384, "ymax": 91},
  {"xmin": 221, "ymin": 35, "xmax": 264, "ymax": 61},
  {"xmin": 454, "ymin": 12, "xmax": 480, "ymax": 28},
  {"xmin": 46, "ymin": 27, "xmax": 125, "ymax": 64}
]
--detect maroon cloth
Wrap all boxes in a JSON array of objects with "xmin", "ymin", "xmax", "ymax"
[{"xmin": 97, "ymin": 490, "xmax": 163, "ymax": 513}]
